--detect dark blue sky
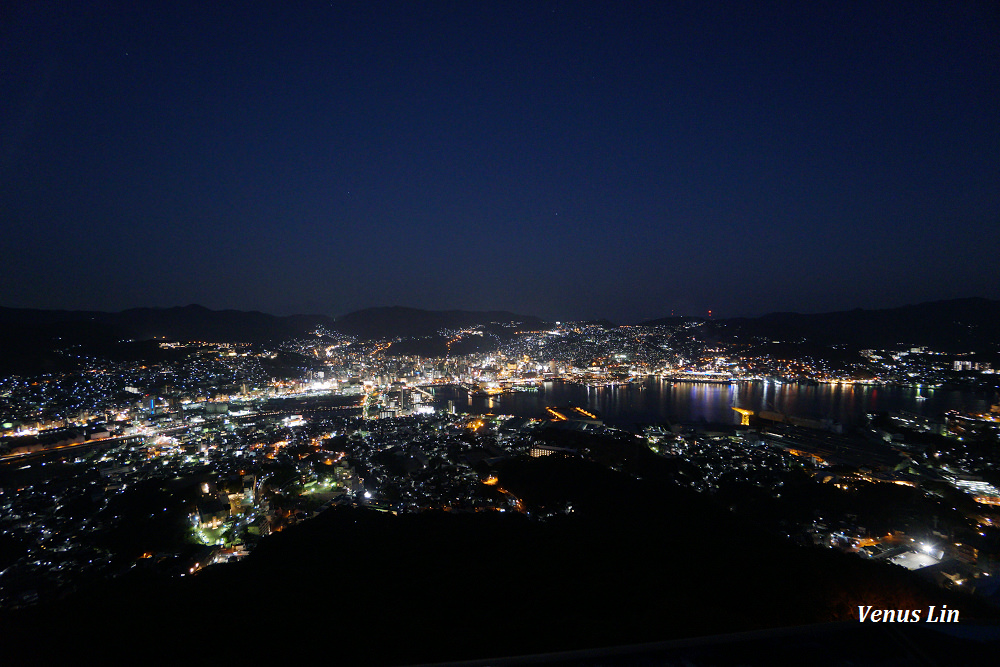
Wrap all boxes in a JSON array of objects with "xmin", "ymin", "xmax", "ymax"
[{"xmin": 2, "ymin": 1, "xmax": 997, "ymax": 322}]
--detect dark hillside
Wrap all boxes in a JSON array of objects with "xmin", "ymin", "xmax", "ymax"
[
  {"xmin": 3, "ymin": 456, "xmax": 992, "ymax": 666},
  {"xmin": 334, "ymin": 306, "xmax": 546, "ymax": 339}
]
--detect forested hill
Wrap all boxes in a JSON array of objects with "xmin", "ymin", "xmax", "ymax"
[{"xmin": 643, "ymin": 297, "xmax": 1000, "ymax": 353}]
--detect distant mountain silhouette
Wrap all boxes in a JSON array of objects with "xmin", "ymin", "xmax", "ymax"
[
  {"xmin": 332, "ymin": 305, "xmax": 546, "ymax": 339},
  {"xmin": 0, "ymin": 305, "xmax": 332, "ymax": 374},
  {"xmin": 643, "ymin": 297, "xmax": 1000, "ymax": 353},
  {"xmin": 0, "ymin": 304, "xmax": 335, "ymax": 344},
  {"xmin": 0, "ymin": 304, "xmax": 546, "ymax": 345},
  {"xmin": 3, "ymin": 298, "xmax": 997, "ymax": 375},
  {"xmin": 0, "ymin": 304, "xmax": 547, "ymax": 374}
]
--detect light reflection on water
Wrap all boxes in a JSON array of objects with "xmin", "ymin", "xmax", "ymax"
[{"xmin": 436, "ymin": 378, "xmax": 992, "ymax": 428}]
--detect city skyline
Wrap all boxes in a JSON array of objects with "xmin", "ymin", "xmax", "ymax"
[{"xmin": 2, "ymin": 2, "xmax": 998, "ymax": 322}]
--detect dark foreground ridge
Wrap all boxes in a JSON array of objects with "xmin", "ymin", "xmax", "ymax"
[
  {"xmin": 406, "ymin": 622, "xmax": 1000, "ymax": 666},
  {"xmin": 4, "ymin": 455, "xmax": 995, "ymax": 666}
]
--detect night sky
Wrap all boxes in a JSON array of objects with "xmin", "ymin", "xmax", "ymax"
[{"xmin": 2, "ymin": 1, "xmax": 997, "ymax": 323}]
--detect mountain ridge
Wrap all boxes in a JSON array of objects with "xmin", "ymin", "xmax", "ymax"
[
  {"xmin": 1, "ymin": 296, "xmax": 997, "ymax": 355},
  {"xmin": 641, "ymin": 297, "xmax": 1000, "ymax": 354}
]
